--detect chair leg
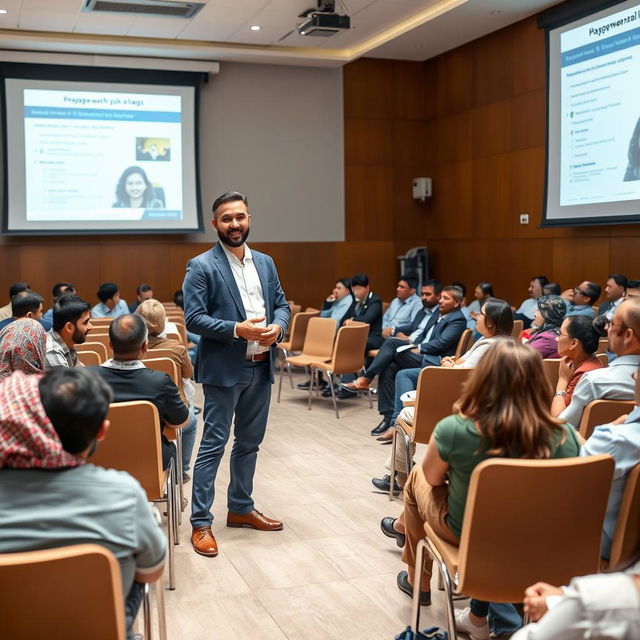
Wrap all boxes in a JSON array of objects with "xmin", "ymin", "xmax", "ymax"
[
  {"xmin": 175, "ymin": 433, "xmax": 184, "ymax": 525},
  {"xmin": 166, "ymin": 461, "xmax": 176, "ymax": 590},
  {"xmin": 411, "ymin": 538, "xmax": 428, "ymax": 631},
  {"xmin": 308, "ymin": 367, "xmax": 315, "ymax": 410},
  {"xmin": 367, "ymin": 388, "xmax": 373, "ymax": 409},
  {"xmin": 327, "ymin": 371, "xmax": 339, "ymax": 419},
  {"xmin": 389, "ymin": 427, "xmax": 398, "ymax": 501},
  {"xmin": 427, "ymin": 540, "xmax": 458, "ymax": 640},
  {"xmin": 277, "ymin": 358, "xmax": 285, "ymax": 403},
  {"xmin": 155, "ymin": 575, "xmax": 167, "ymax": 640},
  {"xmin": 405, "ymin": 434, "xmax": 412, "ymax": 478},
  {"xmin": 143, "ymin": 582, "xmax": 152, "ymax": 640}
]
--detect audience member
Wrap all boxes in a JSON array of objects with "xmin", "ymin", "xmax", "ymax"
[
  {"xmin": 0, "ymin": 291, "xmax": 44, "ymax": 330},
  {"xmin": 380, "ymin": 340, "xmax": 580, "ymax": 640},
  {"xmin": 173, "ymin": 288, "xmax": 200, "ymax": 365},
  {"xmin": 129, "ymin": 283, "xmax": 154, "ymax": 313},
  {"xmin": 91, "ymin": 314, "xmax": 189, "ymax": 470},
  {"xmin": 40, "ymin": 282, "xmax": 76, "ymax": 331},
  {"xmin": 467, "ymin": 282, "xmax": 494, "ymax": 319},
  {"xmin": 562, "ymin": 281, "xmax": 601, "ymax": 317},
  {"xmin": 550, "ymin": 315, "xmax": 604, "ymax": 417},
  {"xmin": 543, "ymin": 282, "xmax": 561, "ymax": 296},
  {"xmin": 0, "ymin": 318, "xmax": 47, "ymax": 381},
  {"xmin": 379, "ymin": 277, "xmax": 423, "ymax": 343},
  {"xmin": 373, "ymin": 298, "xmax": 514, "ymax": 491},
  {"xmin": 92, "ymin": 282, "xmax": 129, "ymax": 319},
  {"xmin": 560, "ymin": 297, "xmax": 640, "ymax": 427},
  {"xmin": 343, "ymin": 285, "xmax": 466, "ymax": 435},
  {"xmin": 526, "ymin": 295, "xmax": 566, "ymax": 358},
  {"xmin": 136, "ymin": 298, "xmax": 198, "ymax": 481},
  {"xmin": 627, "ymin": 280, "xmax": 640, "ymax": 299},
  {"xmin": 514, "ymin": 276, "xmax": 549, "ymax": 329},
  {"xmin": 598, "ymin": 273, "xmax": 628, "ymax": 319},
  {"xmin": 0, "ymin": 368, "xmax": 166, "ymax": 638},
  {"xmin": 45, "ymin": 295, "xmax": 93, "ymax": 369},
  {"xmin": 344, "ymin": 272, "xmax": 383, "ymax": 351},
  {"xmin": 319, "ymin": 278, "xmax": 353, "ymax": 325},
  {"xmin": 0, "ymin": 282, "xmax": 30, "ymax": 321}
]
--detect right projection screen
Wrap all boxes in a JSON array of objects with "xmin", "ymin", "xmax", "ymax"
[{"xmin": 543, "ymin": 0, "xmax": 640, "ymax": 227}]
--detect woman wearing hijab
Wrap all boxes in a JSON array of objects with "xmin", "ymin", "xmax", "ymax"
[
  {"xmin": 526, "ymin": 295, "xmax": 567, "ymax": 359},
  {"xmin": 0, "ymin": 318, "xmax": 47, "ymax": 381}
]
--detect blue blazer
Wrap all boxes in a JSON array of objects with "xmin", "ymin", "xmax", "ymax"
[
  {"xmin": 418, "ymin": 308, "xmax": 467, "ymax": 366},
  {"xmin": 182, "ymin": 243, "xmax": 290, "ymax": 387}
]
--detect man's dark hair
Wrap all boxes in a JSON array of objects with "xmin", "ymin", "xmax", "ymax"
[
  {"xmin": 11, "ymin": 291, "xmax": 43, "ymax": 318},
  {"xmin": 609, "ymin": 274, "xmax": 628, "ymax": 288},
  {"xmin": 8, "ymin": 282, "xmax": 29, "ymax": 299},
  {"xmin": 97, "ymin": 282, "xmax": 119, "ymax": 303},
  {"xmin": 566, "ymin": 315, "xmax": 600, "ymax": 355},
  {"xmin": 173, "ymin": 290, "xmax": 184, "ymax": 309},
  {"xmin": 443, "ymin": 285, "xmax": 464, "ymax": 302},
  {"xmin": 109, "ymin": 314, "xmax": 148, "ymax": 354},
  {"xmin": 337, "ymin": 278, "xmax": 352, "ymax": 291},
  {"xmin": 51, "ymin": 282, "xmax": 74, "ymax": 299},
  {"xmin": 39, "ymin": 368, "xmax": 112, "ymax": 455},
  {"xmin": 477, "ymin": 282, "xmax": 494, "ymax": 297},
  {"xmin": 543, "ymin": 283, "xmax": 562, "ymax": 296},
  {"xmin": 399, "ymin": 276, "xmax": 418, "ymax": 290},
  {"xmin": 136, "ymin": 283, "xmax": 153, "ymax": 295},
  {"xmin": 350, "ymin": 273, "xmax": 369, "ymax": 288},
  {"xmin": 422, "ymin": 279, "xmax": 442, "ymax": 293},
  {"xmin": 533, "ymin": 275, "xmax": 550, "ymax": 289},
  {"xmin": 52, "ymin": 295, "xmax": 91, "ymax": 332},
  {"xmin": 581, "ymin": 281, "xmax": 601, "ymax": 305},
  {"xmin": 212, "ymin": 191, "xmax": 247, "ymax": 218},
  {"xmin": 450, "ymin": 281, "xmax": 467, "ymax": 297},
  {"xmin": 627, "ymin": 279, "xmax": 640, "ymax": 289}
]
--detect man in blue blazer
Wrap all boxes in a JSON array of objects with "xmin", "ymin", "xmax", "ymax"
[{"xmin": 182, "ymin": 191, "xmax": 290, "ymax": 557}]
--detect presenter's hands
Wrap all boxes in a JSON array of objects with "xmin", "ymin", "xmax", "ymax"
[
  {"xmin": 236, "ymin": 317, "xmax": 268, "ymax": 342},
  {"xmin": 258, "ymin": 324, "xmax": 282, "ymax": 347}
]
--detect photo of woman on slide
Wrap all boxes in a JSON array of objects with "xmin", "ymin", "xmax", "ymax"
[
  {"xmin": 623, "ymin": 116, "xmax": 640, "ymax": 181},
  {"xmin": 112, "ymin": 166, "xmax": 164, "ymax": 209}
]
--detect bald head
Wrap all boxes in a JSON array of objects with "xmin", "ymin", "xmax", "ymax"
[
  {"xmin": 609, "ymin": 297, "xmax": 640, "ymax": 357},
  {"xmin": 109, "ymin": 313, "xmax": 148, "ymax": 357},
  {"xmin": 621, "ymin": 297, "xmax": 640, "ymax": 338}
]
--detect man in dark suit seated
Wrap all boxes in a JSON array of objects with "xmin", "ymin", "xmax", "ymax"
[
  {"xmin": 343, "ymin": 285, "xmax": 467, "ymax": 435},
  {"xmin": 91, "ymin": 314, "xmax": 189, "ymax": 470},
  {"xmin": 344, "ymin": 272, "xmax": 383, "ymax": 350}
]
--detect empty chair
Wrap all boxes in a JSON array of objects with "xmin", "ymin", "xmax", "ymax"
[
  {"xmin": 76, "ymin": 350, "xmax": 101, "ymax": 366},
  {"xmin": 76, "ymin": 341, "xmax": 109, "ymax": 362},
  {"xmin": 90, "ymin": 317, "xmax": 113, "ymax": 329},
  {"xmin": 82, "ymin": 333, "xmax": 112, "ymax": 359},
  {"xmin": 412, "ymin": 455, "xmax": 615, "ymax": 638},
  {"xmin": 578, "ymin": 398, "xmax": 636, "ymax": 439},
  {"xmin": 606, "ymin": 462, "xmax": 640, "ymax": 570},
  {"xmin": 276, "ymin": 310, "xmax": 320, "ymax": 388},
  {"xmin": 542, "ymin": 358, "xmax": 561, "ymax": 389},
  {"xmin": 511, "ymin": 319, "xmax": 524, "ymax": 339}
]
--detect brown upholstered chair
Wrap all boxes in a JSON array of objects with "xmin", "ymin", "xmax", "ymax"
[
  {"xmin": 412, "ymin": 455, "xmax": 615, "ymax": 638},
  {"xmin": 76, "ymin": 349, "xmax": 101, "ymax": 366},
  {"xmin": 76, "ymin": 341, "xmax": 109, "ymax": 362},
  {"xmin": 82, "ymin": 332, "xmax": 112, "ymax": 359},
  {"xmin": 276, "ymin": 310, "xmax": 320, "ymax": 389},
  {"xmin": 606, "ymin": 462, "xmax": 640, "ymax": 571},
  {"xmin": 511, "ymin": 319, "xmax": 524, "ymax": 339},
  {"xmin": 578, "ymin": 399, "xmax": 636, "ymax": 440},
  {"xmin": 453, "ymin": 329, "xmax": 474, "ymax": 360},
  {"xmin": 542, "ymin": 358, "xmax": 561, "ymax": 389}
]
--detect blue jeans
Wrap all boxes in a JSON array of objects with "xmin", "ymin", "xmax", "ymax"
[
  {"xmin": 392, "ymin": 367, "xmax": 421, "ymax": 422},
  {"xmin": 469, "ymin": 600, "xmax": 522, "ymax": 635},
  {"xmin": 181, "ymin": 406, "xmax": 198, "ymax": 474},
  {"xmin": 125, "ymin": 582, "xmax": 144, "ymax": 639},
  {"xmin": 191, "ymin": 361, "xmax": 271, "ymax": 528}
]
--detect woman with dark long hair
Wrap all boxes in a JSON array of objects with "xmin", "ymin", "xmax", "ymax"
[{"xmin": 112, "ymin": 166, "xmax": 163, "ymax": 208}]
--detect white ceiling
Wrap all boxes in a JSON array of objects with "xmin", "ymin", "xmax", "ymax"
[{"xmin": 0, "ymin": 0, "xmax": 562, "ymax": 66}]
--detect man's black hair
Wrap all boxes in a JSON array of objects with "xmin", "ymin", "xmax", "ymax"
[
  {"xmin": 97, "ymin": 282, "xmax": 119, "ymax": 304},
  {"xmin": 8, "ymin": 282, "xmax": 29, "ymax": 298},
  {"xmin": 212, "ymin": 191, "xmax": 248, "ymax": 218},
  {"xmin": 543, "ymin": 283, "xmax": 562, "ymax": 296},
  {"xmin": 109, "ymin": 314, "xmax": 148, "ymax": 354},
  {"xmin": 608, "ymin": 274, "xmax": 628, "ymax": 289},
  {"xmin": 136, "ymin": 283, "xmax": 153, "ymax": 295},
  {"xmin": 422, "ymin": 279, "xmax": 442, "ymax": 293},
  {"xmin": 350, "ymin": 273, "xmax": 369, "ymax": 288},
  {"xmin": 39, "ymin": 368, "xmax": 113, "ymax": 455},
  {"xmin": 173, "ymin": 290, "xmax": 184, "ymax": 309},
  {"xmin": 11, "ymin": 291, "xmax": 43, "ymax": 318},
  {"xmin": 52, "ymin": 295, "xmax": 91, "ymax": 332},
  {"xmin": 581, "ymin": 281, "xmax": 602, "ymax": 305},
  {"xmin": 51, "ymin": 282, "xmax": 74, "ymax": 299},
  {"xmin": 399, "ymin": 276, "xmax": 418, "ymax": 290}
]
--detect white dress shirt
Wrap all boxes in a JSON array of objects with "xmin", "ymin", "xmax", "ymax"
[{"xmin": 221, "ymin": 243, "xmax": 268, "ymax": 356}]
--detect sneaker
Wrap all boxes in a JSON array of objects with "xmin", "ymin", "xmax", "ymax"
[
  {"xmin": 454, "ymin": 607, "xmax": 490, "ymax": 640},
  {"xmin": 396, "ymin": 570, "xmax": 431, "ymax": 605},
  {"xmin": 372, "ymin": 475, "xmax": 402, "ymax": 495}
]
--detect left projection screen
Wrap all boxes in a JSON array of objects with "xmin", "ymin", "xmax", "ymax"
[{"xmin": 2, "ymin": 66, "xmax": 203, "ymax": 234}]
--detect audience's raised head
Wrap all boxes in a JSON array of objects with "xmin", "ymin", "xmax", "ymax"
[
  {"xmin": 350, "ymin": 273, "xmax": 370, "ymax": 300},
  {"xmin": 51, "ymin": 282, "xmax": 75, "ymax": 301},
  {"xmin": 474, "ymin": 282, "xmax": 494, "ymax": 302},
  {"xmin": 605, "ymin": 274, "xmax": 627, "ymax": 301},
  {"xmin": 109, "ymin": 313, "xmax": 148, "ymax": 358},
  {"xmin": 96, "ymin": 282, "xmax": 120, "ymax": 307},
  {"xmin": 627, "ymin": 279, "xmax": 640, "ymax": 298},
  {"xmin": 395, "ymin": 277, "xmax": 417, "ymax": 301},
  {"xmin": 450, "ymin": 281, "xmax": 467, "ymax": 299},
  {"xmin": 438, "ymin": 285, "xmax": 464, "ymax": 315},
  {"xmin": 38, "ymin": 367, "xmax": 112, "ymax": 456},
  {"xmin": 557, "ymin": 315, "xmax": 600, "ymax": 360},
  {"xmin": 607, "ymin": 297, "xmax": 640, "ymax": 356},
  {"xmin": 8, "ymin": 282, "xmax": 30, "ymax": 300},
  {"xmin": 173, "ymin": 289, "xmax": 184, "ymax": 309},
  {"xmin": 529, "ymin": 276, "xmax": 549, "ymax": 299},
  {"xmin": 136, "ymin": 298, "xmax": 166, "ymax": 337},
  {"xmin": 420, "ymin": 279, "xmax": 442, "ymax": 309},
  {"xmin": 136, "ymin": 283, "xmax": 154, "ymax": 302},
  {"xmin": 333, "ymin": 278, "xmax": 351, "ymax": 300},
  {"xmin": 543, "ymin": 282, "xmax": 562, "ymax": 296},
  {"xmin": 52, "ymin": 295, "xmax": 92, "ymax": 345},
  {"xmin": 11, "ymin": 291, "xmax": 44, "ymax": 320},
  {"xmin": 454, "ymin": 338, "xmax": 564, "ymax": 458},
  {"xmin": 476, "ymin": 297, "xmax": 514, "ymax": 337},
  {"xmin": 0, "ymin": 319, "xmax": 47, "ymax": 381},
  {"xmin": 532, "ymin": 295, "xmax": 567, "ymax": 333},
  {"xmin": 572, "ymin": 280, "xmax": 601, "ymax": 306}
]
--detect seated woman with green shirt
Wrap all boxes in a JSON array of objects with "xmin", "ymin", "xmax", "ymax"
[{"xmin": 380, "ymin": 338, "xmax": 581, "ymax": 640}]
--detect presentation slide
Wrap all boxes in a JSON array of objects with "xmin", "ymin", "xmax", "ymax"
[
  {"xmin": 2, "ymin": 71, "xmax": 201, "ymax": 234},
  {"xmin": 544, "ymin": 0, "xmax": 640, "ymax": 226}
]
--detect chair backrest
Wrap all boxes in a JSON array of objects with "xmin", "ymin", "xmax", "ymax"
[
  {"xmin": 0, "ymin": 543, "xmax": 125, "ymax": 639},
  {"xmin": 91, "ymin": 401, "xmax": 164, "ymax": 500},
  {"xmin": 597, "ymin": 337, "xmax": 609, "ymax": 353},
  {"xmin": 578, "ymin": 399, "xmax": 636, "ymax": 439},
  {"xmin": 143, "ymin": 347, "xmax": 183, "ymax": 368},
  {"xmin": 609, "ymin": 463, "xmax": 640, "ymax": 570},
  {"xmin": 165, "ymin": 331, "xmax": 182, "ymax": 343},
  {"xmin": 300, "ymin": 317, "xmax": 337, "ymax": 358},
  {"xmin": 413, "ymin": 367, "xmax": 474, "ymax": 445},
  {"xmin": 511, "ymin": 319, "xmax": 524, "ymax": 339},
  {"xmin": 83, "ymin": 333, "xmax": 112, "ymax": 358},
  {"xmin": 76, "ymin": 341, "xmax": 109, "ymax": 362},
  {"xmin": 142, "ymin": 357, "xmax": 180, "ymax": 386},
  {"xmin": 344, "ymin": 319, "xmax": 367, "ymax": 326},
  {"xmin": 542, "ymin": 358, "xmax": 561, "ymax": 389},
  {"xmin": 457, "ymin": 455, "xmax": 615, "ymax": 602},
  {"xmin": 454, "ymin": 329, "xmax": 474, "ymax": 360},
  {"xmin": 328, "ymin": 324, "xmax": 370, "ymax": 375},
  {"xmin": 77, "ymin": 350, "xmax": 101, "ymax": 366},
  {"xmin": 305, "ymin": 307, "xmax": 320, "ymax": 313},
  {"xmin": 284, "ymin": 310, "xmax": 320, "ymax": 351},
  {"xmin": 289, "ymin": 303, "xmax": 301, "ymax": 317},
  {"xmin": 171, "ymin": 321, "xmax": 188, "ymax": 345},
  {"xmin": 90, "ymin": 317, "xmax": 113, "ymax": 329},
  {"xmin": 596, "ymin": 352, "xmax": 609, "ymax": 367}
]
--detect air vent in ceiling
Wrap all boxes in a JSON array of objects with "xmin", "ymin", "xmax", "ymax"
[{"xmin": 83, "ymin": 0, "xmax": 205, "ymax": 19}]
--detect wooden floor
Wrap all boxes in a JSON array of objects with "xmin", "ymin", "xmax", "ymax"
[{"xmin": 162, "ymin": 375, "xmax": 451, "ymax": 639}]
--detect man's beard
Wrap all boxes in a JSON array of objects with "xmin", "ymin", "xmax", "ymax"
[
  {"xmin": 218, "ymin": 227, "xmax": 250, "ymax": 248},
  {"xmin": 73, "ymin": 327, "xmax": 88, "ymax": 345}
]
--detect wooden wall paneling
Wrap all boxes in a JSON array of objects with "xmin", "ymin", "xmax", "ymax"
[
  {"xmin": 436, "ymin": 111, "xmax": 472, "ymax": 164},
  {"xmin": 551, "ymin": 238, "xmax": 611, "ymax": 293},
  {"xmin": 392, "ymin": 120, "xmax": 436, "ymax": 167},
  {"xmin": 343, "ymin": 58, "xmax": 395, "ymax": 119},
  {"xmin": 0, "ymin": 246, "xmax": 23, "ymax": 302},
  {"xmin": 393, "ymin": 60, "xmax": 431, "ymax": 121},
  {"xmin": 421, "ymin": 58, "xmax": 439, "ymax": 122},
  {"xmin": 428, "ymin": 160, "xmax": 473, "ymax": 240},
  {"xmin": 510, "ymin": 89, "xmax": 546, "ymax": 151},
  {"xmin": 509, "ymin": 17, "xmax": 546, "ymax": 95},
  {"xmin": 472, "ymin": 26, "xmax": 515, "ymax": 106},
  {"xmin": 509, "ymin": 146, "xmax": 547, "ymax": 237},
  {"xmin": 168, "ymin": 243, "xmax": 207, "ymax": 298},
  {"xmin": 471, "ymin": 100, "xmax": 512, "ymax": 158},
  {"xmin": 471, "ymin": 153, "xmax": 512, "ymax": 238},
  {"xmin": 607, "ymin": 238, "xmax": 640, "ymax": 277},
  {"xmin": 392, "ymin": 165, "xmax": 434, "ymax": 244},
  {"xmin": 436, "ymin": 44, "xmax": 473, "ymax": 116},
  {"xmin": 344, "ymin": 118, "xmax": 394, "ymax": 166}
]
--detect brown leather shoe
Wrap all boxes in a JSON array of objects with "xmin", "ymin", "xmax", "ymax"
[
  {"xmin": 341, "ymin": 377, "xmax": 371, "ymax": 391},
  {"xmin": 227, "ymin": 509, "xmax": 284, "ymax": 531},
  {"xmin": 376, "ymin": 426, "xmax": 395, "ymax": 443},
  {"xmin": 191, "ymin": 526, "xmax": 218, "ymax": 557}
]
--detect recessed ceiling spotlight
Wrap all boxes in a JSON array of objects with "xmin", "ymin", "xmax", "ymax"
[
  {"xmin": 0, "ymin": 9, "xmax": 8, "ymax": 14},
  {"xmin": 250, "ymin": 25, "xmax": 261, "ymax": 31}
]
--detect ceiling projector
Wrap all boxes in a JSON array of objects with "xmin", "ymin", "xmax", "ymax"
[{"xmin": 297, "ymin": 0, "xmax": 350, "ymax": 37}]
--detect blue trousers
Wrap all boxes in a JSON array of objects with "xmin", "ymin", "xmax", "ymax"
[
  {"xmin": 191, "ymin": 361, "xmax": 271, "ymax": 528},
  {"xmin": 392, "ymin": 367, "xmax": 421, "ymax": 422},
  {"xmin": 470, "ymin": 600, "xmax": 522, "ymax": 635},
  {"xmin": 181, "ymin": 406, "xmax": 198, "ymax": 473}
]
